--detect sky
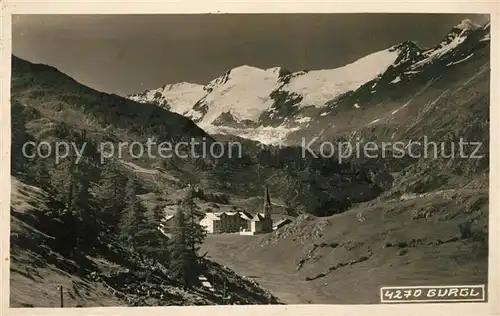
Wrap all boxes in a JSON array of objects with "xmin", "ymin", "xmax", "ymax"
[{"xmin": 12, "ymin": 14, "xmax": 489, "ymax": 96}]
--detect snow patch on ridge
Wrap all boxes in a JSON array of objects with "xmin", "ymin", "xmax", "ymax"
[
  {"xmin": 391, "ymin": 76, "xmax": 402, "ymax": 84},
  {"xmin": 446, "ymin": 53, "xmax": 474, "ymax": 66},
  {"xmin": 200, "ymin": 65, "xmax": 280, "ymax": 124},
  {"xmin": 129, "ymin": 82, "xmax": 206, "ymax": 116},
  {"xmin": 284, "ymin": 48, "xmax": 399, "ymax": 109}
]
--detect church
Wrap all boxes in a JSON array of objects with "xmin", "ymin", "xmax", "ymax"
[
  {"xmin": 199, "ymin": 185, "xmax": 274, "ymax": 235},
  {"xmin": 249, "ymin": 185, "xmax": 273, "ymax": 234}
]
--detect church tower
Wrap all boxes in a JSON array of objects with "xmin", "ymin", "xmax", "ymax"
[{"xmin": 263, "ymin": 185, "xmax": 272, "ymax": 219}]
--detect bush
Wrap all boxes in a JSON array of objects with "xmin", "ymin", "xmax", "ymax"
[{"xmin": 458, "ymin": 220, "xmax": 473, "ymax": 239}]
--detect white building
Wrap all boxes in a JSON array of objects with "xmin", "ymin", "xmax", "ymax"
[
  {"xmin": 199, "ymin": 211, "xmax": 242, "ymax": 234},
  {"xmin": 200, "ymin": 186, "xmax": 274, "ymax": 235}
]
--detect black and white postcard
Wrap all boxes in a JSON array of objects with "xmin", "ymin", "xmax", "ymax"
[{"xmin": 1, "ymin": 1, "xmax": 498, "ymax": 316}]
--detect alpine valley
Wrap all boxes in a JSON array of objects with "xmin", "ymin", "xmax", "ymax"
[{"xmin": 10, "ymin": 18, "xmax": 490, "ymax": 306}]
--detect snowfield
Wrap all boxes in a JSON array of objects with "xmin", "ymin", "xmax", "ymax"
[
  {"xmin": 200, "ymin": 65, "xmax": 280, "ymax": 124},
  {"xmin": 285, "ymin": 49, "xmax": 399, "ymax": 109}
]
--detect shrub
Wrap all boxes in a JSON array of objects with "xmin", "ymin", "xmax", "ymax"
[{"xmin": 458, "ymin": 220, "xmax": 473, "ymax": 239}]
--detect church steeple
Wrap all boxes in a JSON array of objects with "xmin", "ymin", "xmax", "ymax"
[{"xmin": 263, "ymin": 185, "xmax": 271, "ymax": 219}]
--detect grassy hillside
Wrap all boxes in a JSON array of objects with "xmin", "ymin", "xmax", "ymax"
[
  {"xmin": 200, "ymin": 30, "xmax": 490, "ymax": 304},
  {"xmin": 202, "ymin": 187, "xmax": 488, "ymax": 304},
  {"xmin": 10, "ymin": 57, "xmax": 280, "ymax": 307}
]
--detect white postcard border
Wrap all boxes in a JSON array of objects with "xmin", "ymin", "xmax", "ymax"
[{"xmin": 1, "ymin": 1, "xmax": 498, "ymax": 316}]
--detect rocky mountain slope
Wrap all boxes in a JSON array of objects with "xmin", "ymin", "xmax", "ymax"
[
  {"xmin": 199, "ymin": 19, "xmax": 490, "ymax": 304},
  {"xmin": 128, "ymin": 19, "xmax": 490, "ymax": 146},
  {"xmin": 10, "ymin": 177, "xmax": 278, "ymax": 307},
  {"xmin": 10, "ymin": 56, "xmax": 280, "ymax": 307}
]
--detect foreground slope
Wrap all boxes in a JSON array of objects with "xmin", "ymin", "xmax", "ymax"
[
  {"xmin": 202, "ymin": 187, "xmax": 488, "ymax": 304},
  {"xmin": 10, "ymin": 57, "xmax": 279, "ymax": 307}
]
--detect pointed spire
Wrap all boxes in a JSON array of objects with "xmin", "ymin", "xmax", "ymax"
[
  {"xmin": 263, "ymin": 184, "xmax": 271, "ymax": 219},
  {"xmin": 264, "ymin": 184, "xmax": 271, "ymax": 206}
]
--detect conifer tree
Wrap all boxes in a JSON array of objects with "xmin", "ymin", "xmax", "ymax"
[
  {"xmin": 96, "ymin": 160, "xmax": 128, "ymax": 230},
  {"xmin": 152, "ymin": 204, "xmax": 164, "ymax": 225},
  {"xmin": 168, "ymin": 209, "xmax": 193, "ymax": 289},
  {"xmin": 124, "ymin": 178, "xmax": 140, "ymax": 205},
  {"xmin": 120, "ymin": 198, "xmax": 149, "ymax": 245},
  {"xmin": 182, "ymin": 192, "xmax": 206, "ymax": 255},
  {"xmin": 56, "ymin": 130, "xmax": 100, "ymax": 252},
  {"xmin": 30, "ymin": 157, "xmax": 53, "ymax": 192},
  {"xmin": 58, "ymin": 156, "xmax": 98, "ymax": 253},
  {"xmin": 119, "ymin": 178, "xmax": 148, "ymax": 245}
]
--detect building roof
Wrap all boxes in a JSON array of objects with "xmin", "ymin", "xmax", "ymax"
[
  {"xmin": 240, "ymin": 212, "xmax": 253, "ymax": 221},
  {"xmin": 251, "ymin": 213, "xmax": 267, "ymax": 222},
  {"xmin": 239, "ymin": 210, "xmax": 252, "ymax": 217},
  {"xmin": 274, "ymin": 218, "xmax": 292, "ymax": 227},
  {"xmin": 204, "ymin": 212, "xmax": 222, "ymax": 221}
]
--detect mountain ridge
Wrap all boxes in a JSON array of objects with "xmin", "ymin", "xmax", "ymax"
[{"xmin": 128, "ymin": 19, "xmax": 490, "ymax": 145}]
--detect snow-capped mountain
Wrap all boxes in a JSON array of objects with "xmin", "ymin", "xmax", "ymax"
[
  {"xmin": 128, "ymin": 19, "xmax": 490, "ymax": 145},
  {"xmin": 128, "ymin": 82, "xmax": 205, "ymax": 117}
]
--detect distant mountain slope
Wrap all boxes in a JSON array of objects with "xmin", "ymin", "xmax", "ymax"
[
  {"xmin": 129, "ymin": 46, "xmax": 398, "ymax": 125},
  {"xmin": 128, "ymin": 82, "xmax": 206, "ymax": 118},
  {"xmin": 128, "ymin": 19, "xmax": 490, "ymax": 145}
]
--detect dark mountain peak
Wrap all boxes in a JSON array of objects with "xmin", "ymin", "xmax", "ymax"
[
  {"xmin": 437, "ymin": 19, "xmax": 482, "ymax": 48},
  {"xmin": 266, "ymin": 66, "xmax": 291, "ymax": 78},
  {"xmin": 391, "ymin": 40, "xmax": 423, "ymax": 52},
  {"xmin": 389, "ymin": 40, "xmax": 424, "ymax": 67},
  {"xmin": 203, "ymin": 68, "xmax": 232, "ymax": 93},
  {"xmin": 453, "ymin": 19, "xmax": 481, "ymax": 32}
]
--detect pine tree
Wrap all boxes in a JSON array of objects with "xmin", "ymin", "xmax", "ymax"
[
  {"xmin": 96, "ymin": 160, "xmax": 128, "ymax": 230},
  {"xmin": 124, "ymin": 178, "xmax": 140, "ymax": 205},
  {"xmin": 70, "ymin": 160, "xmax": 98, "ymax": 250},
  {"xmin": 118, "ymin": 177, "xmax": 155, "ymax": 258},
  {"xmin": 57, "ymin": 157, "xmax": 98, "ymax": 253},
  {"xmin": 30, "ymin": 158, "xmax": 53, "ymax": 191},
  {"xmin": 152, "ymin": 204, "xmax": 164, "ymax": 225},
  {"xmin": 58, "ymin": 130, "xmax": 100, "ymax": 252},
  {"xmin": 181, "ymin": 192, "xmax": 206, "ymax": 256},
  {"xmin": 120, "ymin": 198, "xmax": 149, "ymax": 245},
  {"xmin": 168, "ymin": 209, "xmax": 194, "ymax": 289}
]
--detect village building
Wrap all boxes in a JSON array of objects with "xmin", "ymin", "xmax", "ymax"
[
  {"xmin": 249, "ymin": 185, "xmax": 273, "ymax": 234},
  {"xmin": 217, "ymin": 211, "xmax": 241, "ymax": 233},
  {"xmin": 238, "ymin": 211, "xmax": 253, "ymax": 231},
  {"xmin": 199, "ymin": 212, "xmax": 223, "ymax": 234},
  {"xmin": 199, "ymin": 185, "xmax": 275, "ymax": 235}
]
